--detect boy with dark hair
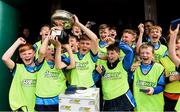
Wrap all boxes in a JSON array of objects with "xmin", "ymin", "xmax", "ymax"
[
  {"xmin": 33, "ymin": 24, "xmax": 51, "ymax": 59},
  {"xmin": 143, "ymin": 20, "xmax": 167, "ymax": 46},
  {"xmin": 94, "ymin": 37, "xmax": 135, "ymax": 111},
  {"xmin": 67, "ymin": 15, "xmax": 99, "ymax": 88}
]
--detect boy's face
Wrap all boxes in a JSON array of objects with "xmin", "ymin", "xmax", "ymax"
[
  {"xmin": 110, "ymin": 29, "xmax": 117, "ymax": 39},
  {"xmin": 72, "ymin": 26, "xmax": 82, "ymax": 36},
  {"xmin": 149, "ymin": 29, "xmax": 162, "ymax": 43},
  {"xmin": 144, "ymin": 22, "xmax": 153, "ymax": 35},
  {"xmin": 45, "ymin": 47, "xmax": 55, "ymax": 61},
  {"xmin": 121, "ymin": 33, "xmax": 135, "ymax": 45},
  {"xmin": 79, "ymin": 40, "xmax": 91, "ymax": 55},
  {"xmin": 20, "ymin": 49, "xmax": 35, "ymax": 66},
  {"xmin": 99, "ymin": 28, "xmax": 110, "ymax": 41},
  {"xmin": 69, "ymin": 37, "xmax": 79, "ymax": 52},
  {"xmin": 23, "ymin": 29, "xmax": 30, "ymax": 38},
  {"xmin": 140, "ymin": 47, "xmax": 153, "ymax": 65},
  {"xmin": 40, "ymin": 26, "xmax": 50, "ymax": 41},
  {"xmin": 107, "ymin": 50, "xmax": 119, "ymax": 63}
]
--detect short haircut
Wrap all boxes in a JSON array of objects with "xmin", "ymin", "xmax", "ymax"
[
  {"xmin": 139, "ymin": 43, "xmax": 154, "ymax": 54},
  {"xmin": 69, "ymin": 34, "xmax": 80, "ymax": 41},
  {"xmin": 99, "ymin": 24, "xmax": 110, "ymax": 30},
  {"xmin": 107, "ymin": 44, "xmax": 120, "ymax": 53},
  {"xmin": 149, "ymin": 25, "xmax": 162, "ymax": 33},
  {"xmin": 18, "ymin": 43, "xmax": 35, "ymax": 54},
  {"xmin": 79, "ymin": 34, "xmax": 91, "ymax": 41},
  {"xmin": 40, "ymin": 24, "xmax": 50, "ymax": 31},
  {"xmin": 122, "ymin": 29, "xmax": 137, "ymax": 39},
  {"xmin": 144, "ymin": 20, "xmax": 155, "ymax": 25},
  {"xmin": 110, "ymin": 26, "xmax": 117, "ymax": 31}
]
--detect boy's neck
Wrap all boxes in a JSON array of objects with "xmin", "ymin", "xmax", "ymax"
[
  {"xmin": 107, "ymin": 58, "xmax": 120, "ymax": 69},
  {"xmin": 27, "ymin": 62, "xmax": 35, "ymax": 67},
  {"xmin": 142, "ymin": 60, "xmax": 152, "ymax": 65}
]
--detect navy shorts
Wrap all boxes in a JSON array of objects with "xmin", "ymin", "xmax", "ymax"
[{"xmin": 103, "ymin": 90, "xmax": 136, "ymax": 111}]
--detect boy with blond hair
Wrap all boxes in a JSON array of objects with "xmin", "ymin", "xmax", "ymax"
[{"xmin": 136, "ymin": 24, "xmax": 167, "ymax": 62}]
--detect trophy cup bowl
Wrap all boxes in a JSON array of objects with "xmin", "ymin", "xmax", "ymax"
[{"xmin": 51, "ymin": 10, "xmax": 74, "ymax": 29}]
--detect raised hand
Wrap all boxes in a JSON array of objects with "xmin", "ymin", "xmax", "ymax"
[
  {"xmin": 170, "ymin": 24, "xmax": 179, "ymax": 35},
  {"xmin": 104, "ymin": 36, "xmax": 115, "ymax": 45},
  {"xmin": 138, "ymin": 23, "xmax": 144, "ymax": 34},
  {"xmin": 131, "ymin": 61, "xmax": 141, "ymax": 72},
  {"xmin": 73, "ymin": 15, "xmax": 80, "ymax": 25},
  {"xmin": 49, "ymin": 35, "xmax": 61, "ymax": 48},
  {"xmin": 17, "ymin": 37, "xmax": 26, "ymax": 45}
]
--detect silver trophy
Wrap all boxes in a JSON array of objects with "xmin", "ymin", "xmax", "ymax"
[{"xmin": 51, "ymin": 10, "xmax": 74, "ymax": 29}]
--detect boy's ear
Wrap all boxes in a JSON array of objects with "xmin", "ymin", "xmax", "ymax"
[
  {"xmin": 71, "ymin": 30, "xmax": 73, "ymax": 33},
  {"xmin": 132, "ymin": 37, "xmax": 136, "ymax": 42},
  {"xmin": 132, "ymin": 37, "xmax": 136, "ymax": 41},
  {"xmin": 19, "ymin": 54, "xmax": 23, "ymax": 59}
]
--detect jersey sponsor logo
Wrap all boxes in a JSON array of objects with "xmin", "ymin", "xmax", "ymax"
[
  {"xmin": 169, "ymin": 71, "xmax": 179, "ymax": 76},
  {"xmin": 136, "ymin": 80, "xmax": 156, "ymax": 87},
  {"xmin": 103, "ymin": 71, "xmax": 122, "ymax": 80},
  {"xmin": 44, "ymin": 71, "xmax": 59, "ymax": 79},
  {"xmin": 22, "ymin": 79, "xmax": 36, "ymax": 87},
  {"xmin": 76, "ymin": 61, "xmax": 89, "ymax": 70}
]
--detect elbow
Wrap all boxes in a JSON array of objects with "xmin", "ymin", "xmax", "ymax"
[
  {"xmin": 2, "ymin": 55, "xmax": 9, "ymax": 63},
  {"xmin": 127, "ymin": 48, "xmax": 134, "ymax": 56},
  {"xmin": 71, "ymin": 63, "xmax": 76, "ymax": 68},
  {"xmin": 130, "ymin": 47, "xmax": 134, "ymax": 53},
  {"xmin": 55, "ymin": 65, "xmax": 62, "ymax": 70},
  {"xmin": 68, "ymin": 63, "xmax": 76, "ymax": 69},
  {"xmin": 69, "ymin": 60, "xmax": 76, "ymax": 68},
  {"xmin": 66, "ymin": 63, "xmax": 76, "ymax": 70}
]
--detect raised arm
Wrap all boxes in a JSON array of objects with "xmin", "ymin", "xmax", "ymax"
[
  {"xmin": 2, "ymin": 37, "xmax": 26, "ymax": 70},
  {"xmin": 119, "ymin": 41, "xmax": 134, "ymax": 71},
  {"xmin": 62, "ymin": 44, "xmax": 75, "ymax": 69},
  {"xmin": 104, "ymin": 37, "xmax": 134, "ymax": 71},
  {"xmin": 136, "ymin": 23, "xmax": 144, "ymax": 54},
  {"xmin": 48, "ymin": 36, "xmax": 63, "ymax": 69},
  {"xmin": 73, "ymin": 15, "xmax": 98, "ymax": 55},
  {"xmin": 54, "ymin": 38, "xmax": 62, "ymax": 69},
  {"xmin": 38, "ymin": 36, "xmax": 49, "ymax": 63},
  {"xmin": 168, "ymin": 24, "xmax": 180, "ymax": 67}
]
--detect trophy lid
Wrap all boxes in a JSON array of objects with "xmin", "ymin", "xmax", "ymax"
[
  {"xmin": 51, "ymin": 10, "xmax": 73, "ymax": 20},
  {"xmin": 51, "ymin": 10, "xmax": 74, "ymax": 29}
]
